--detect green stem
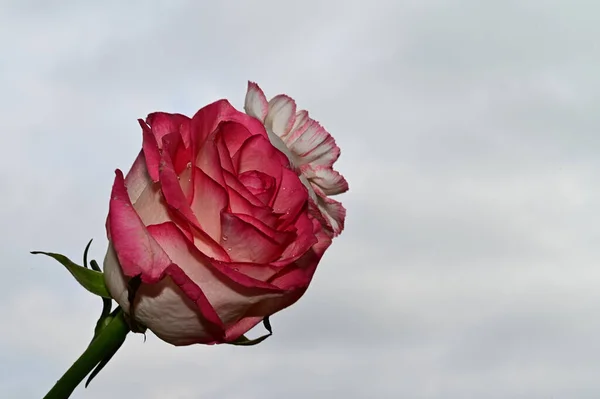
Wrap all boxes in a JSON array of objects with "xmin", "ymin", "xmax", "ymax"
[{"xmin": 43, "ymin": 309, "xmax": 130, "ymax": 399}]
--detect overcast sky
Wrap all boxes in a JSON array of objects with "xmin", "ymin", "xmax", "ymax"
[{"xmin": 2, "ymin": 0, "xmax": 600, "ymax": 398}]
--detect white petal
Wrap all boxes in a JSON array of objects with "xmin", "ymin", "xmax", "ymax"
[
  {"xmin": 244, "ymin": 81, "xmax": 269, "ymax": 121},
  {"xmin": 304, "ymin": 166, "xmax": 349, "ymax": 196},
  {"xmin": 265, "ymin": 94, "xmax": 296, "ymax": 137},
  {"xmin": 316, "ymin": 196, "xmax": 346, "ymax": 236},
  {"xmin": 286, "ymin": 119, "xmax": 340, "ymax": 167}
]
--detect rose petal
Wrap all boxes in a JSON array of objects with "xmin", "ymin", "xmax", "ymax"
[
  {"xmin": 220, "ymin": 212, "xmax": 286, "ymax": 263},
  {"xmin": 233, "ymin": 212, "xmax": 294, "ymax": 246},
  {"xmin": 159, "ymin": 146, "xmax": 229, "ymax": 260},
  {"xmin": 244, "ymin": 81, "xmax": 269, "ymax": 122},
  {"xmin": 140, "ymin": 119, "xmax": 161, "ymax": 182},
  {"xmin": 272, "ymin": 168, "xmax": 309, "ymax": 227},
  {"xmin": 131, "ymin": 179, "xmax": 171, "ymax": 227},
  {"xmin": 225, "ymin": 180, "xmax": 279, "ymax": 228},
  {"xmin": 161, "ymin": 131, "xmax": 193, "ymax": 176},
  {"xmin": 223, "ymin": 170, "xmax": 263, "ymax": 207},
  {"xmin": 191, "ymin": 99, "xmax": 268, "ymax": 149},
  {"xmin": 215, "ymin": 133, "xmax": 235, "ymax": 175},
  {"xmin": 224, "ymin": 247, "xmax": 323, "ymax": 342},
  {"xmin": 273, "ymin": 211, "xmax": 318, "ymax": 266},
  {"xmin": 124, "ymin": 151, "xmax": 152, "ymax": 204},
  {"xmin": 190, "ymin": 167, "xmax": 228, "ymax": 242},
  {"xmin": 238, "ymin": 170, "xmax": 276, "ymax": 205},
  {"xmin": 107, "ymin": 170, "xmax": 172, "ymax": 283},
  {"xmin": 147, "ymin": 223, "xmax": 225, "ymax": 340},
  {"xmin": 148, "ymin": 222, "xmax": 282, "ymax": 342},
  {"xmin": 195, "ymin": 139, "xmax": 226, "ymax": 188},
  {"xmin": 146, "ymin": 112, "xmax": 190, "ymax": 149},
  {"xmin": 234, "ymin": 134, "xmax": 288, "ymax": 178}
]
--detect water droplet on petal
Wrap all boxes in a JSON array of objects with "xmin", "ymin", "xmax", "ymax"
[
  {"xmin": 233, "ymin": 268, "xmax": 239, "ymax": 272},
  {"xmin": 222, "ymin": 235, "xmax": 228, "ymax": 241},
  {"xmin": 226, "ymin": 247, "xmax": 232, "ymax": 251},
  {"xmin": 186, "ymin": 162, "xmax": 192, "ymax": 168}
]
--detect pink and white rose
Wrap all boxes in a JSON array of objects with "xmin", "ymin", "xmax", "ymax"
[{"xmin": 103, "ymin": 83, "xmax": 347, "ymax": 345}]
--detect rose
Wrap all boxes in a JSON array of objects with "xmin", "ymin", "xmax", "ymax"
[{"xmin": 103, "ymin": 83, "xmax": 347, "ymax": 345}]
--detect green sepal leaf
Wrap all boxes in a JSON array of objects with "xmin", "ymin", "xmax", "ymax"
[
  {"xmin": 31, "ymin": 251, "xmax": 111, "ymax": 298},
  {"xmin": 227, "ymin": 316, "xmax": 273, "ymax": 346}
]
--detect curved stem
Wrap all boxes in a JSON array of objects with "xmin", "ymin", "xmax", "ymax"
[{"xmin": 43, "ymin": 309, "xmax": 130, "ymax": 399}]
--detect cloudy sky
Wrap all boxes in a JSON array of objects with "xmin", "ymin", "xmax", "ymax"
[{"xmin": 2, "ymin": 0, "xmax": 600, "ymax": 398}]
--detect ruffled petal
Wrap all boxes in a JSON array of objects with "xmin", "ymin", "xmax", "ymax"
[
  {"xmin": 265, "ymin": 94, "xmax": 296, "ymax": 138},
  {"xmin": 315, "ymin": 195, "xmax": 346, "ymax": 236},
  {"xmin": 303, "ymin": 165, "xmax": 349, "ymax": 196},
  {"xmin": 244, "ymin": 81, "xmax": 269, "ymax": 122},
  {"xmin": 286, "ymin": 119, "xmax": 340, "ymax": 168}
]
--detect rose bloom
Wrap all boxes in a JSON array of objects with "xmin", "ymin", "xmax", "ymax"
[{"xmin": 103, "ymin": 83, "xmax": 347, "ymax": 345}]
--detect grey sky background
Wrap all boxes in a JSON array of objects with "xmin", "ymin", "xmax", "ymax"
[{"xmin": 2, "ymin": 0, "xmax": 600, "ymax": 398}]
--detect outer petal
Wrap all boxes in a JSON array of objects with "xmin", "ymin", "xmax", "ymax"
[
  {"xmin": 124, "ymin": 151, "xmax": 152, "ymax": 205},
  {"xmin": 146, "ymin": 112, "xmax": 190, "ymax": 148},
  {"xmin": 224, "ymin": 247, "xmax": 322, "ymax": 341},
  {"xmin": 140, "ymin": 119, "xmax": 161, "ymax": 182},
  {"xmin": 144, "ymin": 222, "xmax": 282, "ymax": 344},
  {"xmin": 244, "ymin": 81, "xmax": 269, "ymax": 122},
  {"xmin": 103, "ymin": 241, "xmax": 225, "ymax": 345},
  {"xmin": 107, "ymin": 170, "xmax": 172, "ymax": 283}
]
